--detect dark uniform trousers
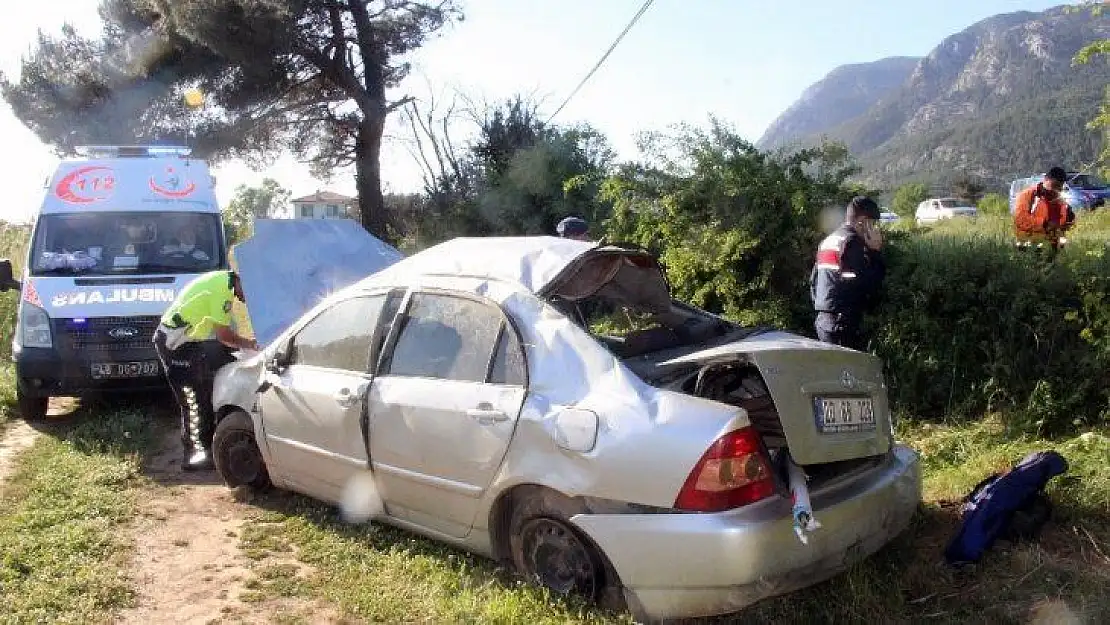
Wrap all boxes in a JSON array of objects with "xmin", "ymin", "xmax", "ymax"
[
  {"xmin": 153, "ymin": 327, "xmax": 236, "ymax": 458},
  {"xmin": 815, "ymin": 311, "xmax": 865, "ymax": 351}
]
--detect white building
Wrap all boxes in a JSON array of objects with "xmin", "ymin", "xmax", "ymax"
[{"xmin": 289, "ymin": 190, "xmax": 356, "ymax": 219}]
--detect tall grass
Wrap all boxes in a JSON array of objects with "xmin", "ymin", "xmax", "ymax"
[
  {"xmin": 0, "ymin": 222, "xmax": 29, "ymax": 425},
  {"xmin": 0, "ymin": 222, "xmax": 29, "ymax": 364}
]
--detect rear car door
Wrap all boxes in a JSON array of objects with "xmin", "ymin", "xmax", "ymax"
[
  {"xmin": 367, "ymin": 289, "xmax": 528, "ymax": 538},
  {"xmin": 259, "ymin": 291, "xmax": 397, "ymax": 503}
]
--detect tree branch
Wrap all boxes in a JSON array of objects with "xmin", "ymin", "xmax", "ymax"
[
  {"xmin": 403, "ymin": 100, "xmax": 440, "ymax": 190},
  {"xmin": 347, "ymin": 0, "xmax": 386, "ymax": 101},
  {"xmin": 387, "ymin": 95, "xmax": 414, "ymax": 112},
  {"xmin": 297, "ymin": 44, "xmax": 375, "ymax": 114}
]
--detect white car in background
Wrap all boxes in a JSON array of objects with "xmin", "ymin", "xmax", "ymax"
[{"xmin": 915, "ymin": 197, "xmax": 978, "ymax": 225}]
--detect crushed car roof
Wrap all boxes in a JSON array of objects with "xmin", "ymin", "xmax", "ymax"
[{"xmin": 357, "ymin": 236, "xmax": 600, "ymax": 294}]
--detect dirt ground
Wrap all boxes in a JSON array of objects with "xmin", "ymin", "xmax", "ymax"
[
  {"xmin": 0, "ymin": 398, "xmax": 342, "ymax": 625},
  {"xmin": 0, "ymin": 398, "xmax": 78, "ymax": 484},
  {"xmin": 0, "ymin": 419, "xmax": 38, "ymax": 484},
  {"xmin": 116, "ymin": 419, "xmax": 342, "ymax": 625}
]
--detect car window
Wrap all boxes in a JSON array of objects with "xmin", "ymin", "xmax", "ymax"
[
  {"xmin": 489, "ymin": 324, "xmax": 527, "ymax": 386},
  {"xmin": 289, "ymin": 294, "xmax": 388, "ymax": 371},
  {"xmin": 1069, "ymin": 174, "xmax": 1103, "ymax": 189},
  {"xmin": 385, "ymin": 292, "xmax": 504, "ymax": 383}
]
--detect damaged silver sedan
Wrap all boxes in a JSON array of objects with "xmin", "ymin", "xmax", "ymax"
[{"xmin": 211, "ymin": 235, "xmax": 921, "ymax": 622}]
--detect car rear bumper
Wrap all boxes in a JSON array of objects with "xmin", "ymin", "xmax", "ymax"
[{"xmin": 569, "ymin": 444, "xmax": 922, "ymax": 621}]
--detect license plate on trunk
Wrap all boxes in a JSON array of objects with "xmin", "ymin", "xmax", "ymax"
[
  {"xmin": 813, "ymin": 396, "xmax": 876, "ymax": 434},
  {"xmin": 91, "ymin": 361, "xmax": 161, "ymax": 380}
]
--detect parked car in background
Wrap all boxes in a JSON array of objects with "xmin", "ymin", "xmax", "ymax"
[
  {"xmin": 1009, "ymin": 172, "xmax": 1109, "ymax": 214},
  {"xmin": 211, "ymin": 235, "xmax": 922, "ymax": 623},
  {"xmin": 915, "ymin": 197, "xmax": 978, "ymax": 225},
  {"xmin": 1061, "ymin": 172, "xmax": 1108, "ymax": 211}
]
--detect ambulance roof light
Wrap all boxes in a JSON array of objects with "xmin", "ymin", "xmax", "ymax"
[{"xmin": 74, "ymin": 145, "xmax": 193, "ymax": 158}]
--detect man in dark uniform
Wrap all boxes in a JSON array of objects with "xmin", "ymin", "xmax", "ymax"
[
  {"xmin": 810, "ymin": 196, "xmax": 886, "ymax": 351},
  {"xmin": 153, "ymin": 270, "xmax": 258, "ymax": 471}
]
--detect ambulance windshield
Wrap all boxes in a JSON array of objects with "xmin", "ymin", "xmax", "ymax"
[{"xmin": 30, "ymin": 211, "xmax": 224, "ymax": 276}]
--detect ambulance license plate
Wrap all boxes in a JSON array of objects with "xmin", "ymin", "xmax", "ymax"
[{"xmin": 91, "ymin": 361, "xmax": 161, "ymax": 379}]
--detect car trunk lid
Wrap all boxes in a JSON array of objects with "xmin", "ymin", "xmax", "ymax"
[{"xmin": 652, "ymin": 330, "xmax": 893, "ymax": 466}]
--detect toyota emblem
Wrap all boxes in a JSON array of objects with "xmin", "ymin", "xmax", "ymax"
[
  {"xmin": 108, "ymin": 326, "xmax": 140, "ymax": 340},
  {"xmin": 840, "ymin": 369, "xmax": 858, "ymax": 389}
]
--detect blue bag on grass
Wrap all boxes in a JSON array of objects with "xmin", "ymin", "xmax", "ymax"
[{"xmin": 944, "ymin": 450, "xmax": 1068, "ymax": 565}]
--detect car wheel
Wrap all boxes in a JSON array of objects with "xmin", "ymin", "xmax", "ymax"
[
  {"xmin": 212, "ymin": 410, "xmax": 271, "ymax": 491},
  {"xmin": 508, "ymin": 494, "xmax": 619, "ymax": 608},
  {"xmin": 16, "ymin": 387, "xmax": 48, "ymax": 422}
]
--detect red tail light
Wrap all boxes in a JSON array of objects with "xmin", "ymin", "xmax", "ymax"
[{"xmin": 674, "ymin": 426, "xmax": 776, "ymax": 512}]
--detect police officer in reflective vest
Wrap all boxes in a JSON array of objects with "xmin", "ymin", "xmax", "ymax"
[
  {"xmin": 810, "ymin": 196, "xmax": 886, "ymax": 350},
  {"xmin": 153, "ymin": 270, "xmax": 258, "ymax": 471}
]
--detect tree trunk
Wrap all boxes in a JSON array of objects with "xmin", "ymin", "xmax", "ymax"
[{"xmin": 355, "ymin": 116, "xmax": 389, "ymax": 241}]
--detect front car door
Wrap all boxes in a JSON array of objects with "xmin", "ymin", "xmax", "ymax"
[
  {"xmin": 259, "ymin": 290, "xmax": 400, "ymax": 503},
  {"xmin": 367, "ymin": 289, "xmax": 528, "ymax": 538}
]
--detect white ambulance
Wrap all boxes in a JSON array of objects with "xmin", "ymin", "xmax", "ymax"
[{"xmin": 3, "ymin": 145, "xmax": 229, "ymax": 420}]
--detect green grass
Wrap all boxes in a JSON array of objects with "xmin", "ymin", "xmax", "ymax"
[
  {"xmin": 2, "ymin": 400, "xmax": 1104, "ymax": 625},
  {"xmin": 0, "ymin": 222, "xmax": 30, "ymax": 431},
  {"xmin": 0, "ymin": 222, "xmax": 30, "ymax": 363},
  {"xmin": 0, "ymin": 365, "xmax": 17, "ymax": 432},
  {"xmin": 0, "ymin": 405, "xmax": 159, "ymax": 624},
  {"xmin": 236, "ymin": 501, "xmax": 634, "ymax": 624},
  {"xmin": 222, "ymin": 418, "xmax": 1110, "ymax": 625}
]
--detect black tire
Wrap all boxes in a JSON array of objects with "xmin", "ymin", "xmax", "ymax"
[
  {"xmin": 16, "ymin": 387, "xmax": 48, "ymax": 422},
  {"xmin": 507, "ymin": 493, "xmax": 623, "ymax": 611},
  {"xmin": 212, "ymin": 410, "xmax": 271, "ymax": 491}
]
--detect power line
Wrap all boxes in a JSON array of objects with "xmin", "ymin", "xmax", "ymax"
[{"xmin": 545, "ymin": 0, "xmax": 655, "ymax": 124}]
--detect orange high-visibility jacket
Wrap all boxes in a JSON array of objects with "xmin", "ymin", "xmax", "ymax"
[{"xmin": 1013, "ymin": 184, "xmax": 1071, "ymax": 235}]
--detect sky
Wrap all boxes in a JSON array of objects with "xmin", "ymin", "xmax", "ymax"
[{"xmin": 0, "ymin": 0, "xmax": 1069, "ymax": 224}]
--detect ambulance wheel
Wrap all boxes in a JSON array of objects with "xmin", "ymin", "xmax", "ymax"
[
  {"xmin": 17, "ymin": 387, "xmax": 48, "ymax": 422},
  {"xmin": 213, "ymin": 410, "xmax": 271, "ymax": 491}
]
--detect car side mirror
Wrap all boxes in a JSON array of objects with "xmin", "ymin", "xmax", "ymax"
[
  {"xmin": 265, "ymin": 354, "xmax": 284, "ymax": 374},
  {"xmin": 259, "ymin": 347, "xmax": 289, "ymax": 393},
  {"xmin": 0, "ymin": 259, "xmax": 20, "ymax": 292},
  {"xmin": 266, "ymin": 339, "xmax": 293, "ymax": 373}
]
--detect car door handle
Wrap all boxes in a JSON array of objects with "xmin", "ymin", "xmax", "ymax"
[{"xmin": 466, "ymin": 406, "xmax": 508, "ymax": 424}]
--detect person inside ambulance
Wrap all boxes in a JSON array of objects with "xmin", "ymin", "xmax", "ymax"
[
  {"xmin": 160, "ymin": 213, "xmax": 212, "ymax": 262},
  {"xmin": 153, "ymin": 270, "xmax": 258, "ymax": 471},
  {"xmin": 809, "ymin": 196, "xmax": 886, "ymax": 351}
]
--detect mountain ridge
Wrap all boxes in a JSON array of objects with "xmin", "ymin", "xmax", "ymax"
[{"xmin": 758, "ymin": 5, "xmax": 1110, "ymax": 190}]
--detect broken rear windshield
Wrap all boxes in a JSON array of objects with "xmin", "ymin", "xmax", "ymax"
[{"xmin": 544, "ymin": 251, "xmax": 734, "ymax": 358}]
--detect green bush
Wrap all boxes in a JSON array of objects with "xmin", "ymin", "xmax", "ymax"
[
  {"xmin": 0, "ymin": 222, "xmax": 29, "ymax": 364},
  {"xmin": 868, "ymin": 215, "xmax": 1110, "ymax": 434},
  {"xmin": 977, "ymin": 192, "xmax": 1010, "ymax": 216},
  {"xmin": 603, "ymin": 120, "xmax": 860, "ymax": 330},
  {"xmin": 891, "ymin": 182, "xmax": 928, "ymax": 218}
]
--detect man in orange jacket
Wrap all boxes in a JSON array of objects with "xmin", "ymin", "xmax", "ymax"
[{"xmin": 1013, "ymin": 167, "xmax": 1075, "ymax": 252}]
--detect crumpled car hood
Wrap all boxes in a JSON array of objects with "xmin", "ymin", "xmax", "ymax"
[{"xmin": 232, "ymin": 218, "xmax": 404, "ymax": 347}]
